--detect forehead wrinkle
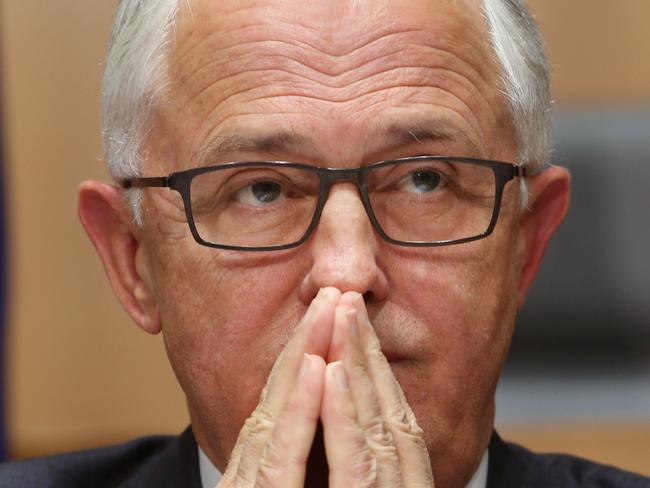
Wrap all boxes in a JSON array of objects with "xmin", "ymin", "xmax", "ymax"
[
  {"xmin": 193, "ymin": 64, "xmax": 489, "ymax": 150},
  {"xmin": 178, "ymin": 37, "xmax": 493, "ymax": 112},
  {"xmin": 162, "ymin": 0, "xmax": 510, "ymax": 167},
  {"xmin": 170, "ymin": 5, "xmax": 402, "ymax": 80},
  {"xmin": 166, "ymin": 0, "xmax": 501, "ymax": 105},
  {"xmin": 175, "ymin": 0, "xmax": 421, "ymax": 60},
  {"xmin": 179, "ymin": 46, "xmax": 495, "ymax": 140},
  {"xmin": 188, "ymin": 105, "xmax": 483, "ymax": 169},
  {"xmin": 170, "ymin": 0, "xmax": 496, "ymax": 87},
  {"xmin": 171, "ymin": 10, "xmax": 494, "ymax": 85},
  {"xmin": 181, "ymin": 79, "xmax": 486, "ymax": 171}
]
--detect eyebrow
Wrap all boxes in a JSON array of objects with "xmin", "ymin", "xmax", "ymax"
[
  {"xmin": 196, "ymin": 131, "xmax": 319, "ymax": 165},
  {"xmin": 195, "ymin": 117, "xmax": 482, "ymax": 165},
  {"xmin": 368, "ymin": 119, "xmax": 483, "ymax": 158}
]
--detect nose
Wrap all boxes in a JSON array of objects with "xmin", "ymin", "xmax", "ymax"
[{"xmin": 298, "ymin": 183, "xmax": 390, "ymax": 304}]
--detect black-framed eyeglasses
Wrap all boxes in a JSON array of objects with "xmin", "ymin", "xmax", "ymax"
[{"xmin": 121, "ymin": 156, "xmax": 525, "ymax": 251}]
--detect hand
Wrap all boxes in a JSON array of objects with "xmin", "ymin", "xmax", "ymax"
[
  {"xmin": 321, "ymin": 292, "xmax": 434, "ymax": 487},
  {"xmin": 217, "ymin": 287, "xmax": 341, "ymax": 488}
]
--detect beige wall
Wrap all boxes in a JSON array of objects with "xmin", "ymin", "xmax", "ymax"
[
  {"xmin": 533, "ymin": 0, "xmax": 650, "ymax": 102},
  {"xmin": 0, "ymin": 0, "xmax": 188, "ymax": 457},
  {"xmin": 1, "ymin": 0, "xmax": 649, "ymax": 474}
]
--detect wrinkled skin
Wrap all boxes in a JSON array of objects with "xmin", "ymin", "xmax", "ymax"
[{"xmin": 79, "ymin": 0, "xmax": 570, "ymax": 486}]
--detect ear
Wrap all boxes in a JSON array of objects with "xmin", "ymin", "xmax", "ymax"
[
  {"xmin": 78, "ymin": 181, "xmax": 161, "ymax": 334},
  {"xmin": 517, "ymin": 166, "xmax": 571, "ymax": 308}
]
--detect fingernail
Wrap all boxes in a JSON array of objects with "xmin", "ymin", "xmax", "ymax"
[
  {"xmin": 322, "ymin": 287, "xmax": 342, "ymax": 303},
  {"xmin": 299, "ymin": 353, "xmax": 313, "ymax": 379},
  {"xmin": 332, "ymin": 361, "xmax": 348, "ymax": 390},
  {"xmin": 346, "ymin": 310, "xmax": 359, "ymax": 339},
  {"xmin": 354, "ymin": 294, "xmax": 369, "ymax": 321}
]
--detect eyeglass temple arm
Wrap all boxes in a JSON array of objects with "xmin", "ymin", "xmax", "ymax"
[{"xmin": 121, "ymin": 176, "xmax": 170, "ymax": 189}]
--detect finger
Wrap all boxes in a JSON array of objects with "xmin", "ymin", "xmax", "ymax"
[
  {"xmin": 335, "ymin": 306, "xmax": 402, "ymax": 486},
  {"xmin": 223, "ymin": 287, "xmax": 340, "ymax": 482},
  {"xmin": 260, "ymin": 287, "xmax": 340, "ymax": 415},
  {"xmin": 339, "ymin": 292, "xmax": 419, "ymax": 428},
  {"xmin": 321, "ymin": 361, "xmax": 377, "ymax": 488},
  {"xmin": 343, "ymin": 292, "xmax": 433, "ymax": 486},
  {"xmin": 255, "ymin": 353, "xmax": 326, "ymax": 487}
]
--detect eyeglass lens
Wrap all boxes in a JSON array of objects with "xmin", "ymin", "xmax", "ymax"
[{"xmin": 188, "ymin": 160, "xmax": 497, "ymax": 248}]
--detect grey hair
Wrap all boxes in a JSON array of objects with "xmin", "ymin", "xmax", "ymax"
[
  {"xmin": 101, "ymin": 0, "xmax": 551, "ymax": 221},
  {"xmin": 102, "ymin": 0, "xmax": 179, "ymax": 222},
  {"xmin": 483, "ymin": 0, "xmax": 553, "ymax": 171}
]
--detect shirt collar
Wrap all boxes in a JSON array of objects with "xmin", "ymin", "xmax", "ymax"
[
  {"xmin": 198, "ymin": 446, "xmax": 488, "ymax": 488},
  {"xmin": 198, "ymin": 446, "xmax": 222, "ymax": 488}
]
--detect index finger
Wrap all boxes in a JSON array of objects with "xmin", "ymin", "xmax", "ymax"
[
  {"xmin": 340, "ymin": 292, "xmax": 434, "ymax": 486},
  {"xmin": 223, "ymin": 287, "xmax": 340, "ymax": 483},
  {"xmin": 258, "ymin": 286, "xmax": 340, "ymax": 416}
]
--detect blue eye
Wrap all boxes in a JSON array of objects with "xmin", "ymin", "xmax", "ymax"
[
  {"xmin": 251, "ymin": 181, "xmax": 282, "ymax": 202},
  {"xmin": 400, "ymin": 170, "xmax": 442, "ymax": 193},
  {"xmin": 234, "ymin": 181, "xmax": 283, "ymax": 205}
]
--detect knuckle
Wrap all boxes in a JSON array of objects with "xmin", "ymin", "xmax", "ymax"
[
  {"xmin": 388, "ymin": 404, "xmax": 425, "ymax": 439},
  {"xmin": 369, "ymin": 434, "xmax": 398, "ymax": 458},
  {"xmin": 255, "ymin": 443, "xmax": 307, "ymax": 487},
  {"xmin": 389, "ymin": 403, "xmax": 409, "ymax": 425},
  {"xmin": 365, "ymin": 420, "xmax": 400, "ymax": 465},
  {"xmin": 365, "ymin": 418, "xmax": 393, "ymax": 447},
  {"xmin": 247, "ymin": 409, "xmax": 275, "ymax": 435},
  {"xmin": 342, "ymin": 449, "xmax": 378, "ymax": 488},
  {"xmin": 367, "ymin": 337, "xmax": 384, "ymax": 357},
  {"xmin": 351, "ymin": 451, "xmax": 379, "ymax": 487},
  {"xmin": 234, "ymin": 466, "xmax": 256, "ymax": 488},
  {"xmin": 254, "ymin": 461, "xmax": 284, "ymax": 488}
]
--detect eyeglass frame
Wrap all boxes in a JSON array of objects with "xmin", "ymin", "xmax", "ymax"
[{"xmin": 121, "ymin": 155, "xmax": 526, "ymax": 251}]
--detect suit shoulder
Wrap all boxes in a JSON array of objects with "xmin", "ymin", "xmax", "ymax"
[
  {"xmin": 490, "ymin": 433, "xmax": 650, "ymax": 487},
  {"xmin": 0, "ymin": 434, "xmax": 176, "ymax": 488}
]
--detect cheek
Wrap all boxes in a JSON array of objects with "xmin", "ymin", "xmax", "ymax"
[
  {"xmin": 383, "ymin": 239, "xmax": 518, "ymax": 432},
  {"xmin": 389, "ymin": 242, "xmax": 515, "ymax": 344},
  {"xmin": 152, "ymin": 246, "xmax": 312, "ymax": 426}
]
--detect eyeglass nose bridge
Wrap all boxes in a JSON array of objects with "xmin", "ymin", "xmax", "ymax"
[{"xmin": 309, "ymin": 166, "xmax": 391, "ymax": 245}]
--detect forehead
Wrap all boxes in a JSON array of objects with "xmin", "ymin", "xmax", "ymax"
[
  {"xmin": 157, "ymin": 0, "xmax": 509, "ymax": 167},
  {"xmin": 172, "ymin": 0, "xmax": 486, "ymax": 54}
]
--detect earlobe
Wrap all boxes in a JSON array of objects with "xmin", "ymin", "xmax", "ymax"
[
  {"xmin": 517, "ymin": 166, "xmax": 571, "ymax": 309},
  {"xmin": 78, "ymin": 181, "xmax": 161, "ymax": 334}
]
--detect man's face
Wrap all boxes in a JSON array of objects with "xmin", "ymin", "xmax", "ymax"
[{"xmin": 139, "ymin": 0, "xmax": 522, "ymax": 473}]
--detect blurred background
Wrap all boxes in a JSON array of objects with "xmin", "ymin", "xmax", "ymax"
[{"xmin": 0, "ymin": 0, "xmax": 648, "ymax": 476}]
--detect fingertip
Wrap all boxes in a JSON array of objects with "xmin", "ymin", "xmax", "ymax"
[
  {"xmin": 320, "ymin": 286, "xmax": 342, "ymax": 303},
  {"xmin": 298, "ymin": 354, "xmax": 326, "ymax": 399},
  {"xmin": 298, "ymin": 352, "xmax": 313, "ymax": 379},
  {"xmin": 327, "ymin": 307, "xmax": 351, "ymax": 362},
  {"xmin": 339, "ymin": 291, "xmax": 362, "ymax": 307},
  {"xmin": 306, "ymin": 353, "xmax": 326, "ymax": 371},
  {"xmin": 325, "ymin": 360, "xmax": 348, "ymax": 390},
  {"xmin": 321, "ymin": 362, "xmax": 339, "ymax": 418},
  {"xmin": 334, "ymin": 304, "xmax": 355, "ymax": 323},
  {"xmin": 345, "ymin": 309, "xmax": 359, "ymax": 339}
]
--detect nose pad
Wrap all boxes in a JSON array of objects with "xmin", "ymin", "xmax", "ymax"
[{"xmin": 298, "ymin": 183, "xmax": 390, "ymax": 304}]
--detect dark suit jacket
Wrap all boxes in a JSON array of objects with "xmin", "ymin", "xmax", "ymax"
[{"xmin": 0, "ymin": 428, "xmax": 648, "ymax": 487}]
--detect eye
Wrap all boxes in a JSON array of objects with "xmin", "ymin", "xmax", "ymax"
[
  {"xmin": 234, "ymin": 180, "xmax": 283, "ymax": 205},
  {"xmin": 398, "ymin": 170, "xmax": 444, "ymax": 194}
]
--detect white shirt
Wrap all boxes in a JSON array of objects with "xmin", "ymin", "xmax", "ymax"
[{"xmin": 198, "ymin": 445, "xmax": 488, "ymax": 488}]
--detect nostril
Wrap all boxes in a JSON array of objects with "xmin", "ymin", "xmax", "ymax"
[{"xmin": 363, "ymin": 291, "xmax": 375, "ymax": 304}]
